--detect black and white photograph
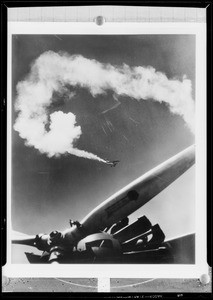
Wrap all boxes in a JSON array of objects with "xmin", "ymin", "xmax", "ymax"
[
  {"xmin": 10, "ymin": 32, "xmax": 197, "ymax": 266},
  {"xmin": 3, "ymin": 20, "xmax": 207, "ymax": 281}
]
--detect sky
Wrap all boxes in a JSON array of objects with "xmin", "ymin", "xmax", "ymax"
[{"xmin": 11, "ymin": 34, "xmax": 195, "ymax": 263}]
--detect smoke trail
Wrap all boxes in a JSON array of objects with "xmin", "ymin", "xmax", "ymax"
[{"xmin": 14, "ymin": 51, "xmax": 195, "ymax": 160}]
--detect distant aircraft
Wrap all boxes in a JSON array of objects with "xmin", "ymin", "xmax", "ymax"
[
  {"xmin": 106, "ymin": 160, "xmax": 120, "ymax": 167},
  {"xmin": 12, "ymin": 145, "xmax": 195, "ymax": 264}
]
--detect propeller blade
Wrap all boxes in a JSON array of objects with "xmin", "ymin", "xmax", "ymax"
[
  {"xmin": 80, "ymin": 145, "xmax": 195, "ymax": 234},
  {"xmin": 11, "ymin": 231, "xmax": 37, "ymax": 247},
  {"xmin": 12, "ymin": 231, "xmax": 60, "ymax": 252},
  {"xmin": 12, "ymin": 236, "xmax": 37, "ymax": 247}
]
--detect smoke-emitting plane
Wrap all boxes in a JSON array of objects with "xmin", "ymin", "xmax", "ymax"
[
  {"xmin": 12, "ymin": 145, "xmax": 195, "ymax": 264},
  {"xmin": 106, "ymin": 160, "xmax": 120, "ymax": 167}
]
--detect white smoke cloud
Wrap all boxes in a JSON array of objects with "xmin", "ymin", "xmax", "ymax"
[{"xmin": 14, "ymin": 51, "xmax": 195, "ymax": 160}]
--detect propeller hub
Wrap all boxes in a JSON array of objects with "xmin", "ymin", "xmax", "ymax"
[{"xmin": 48, "ymin": 231, "xmax": 63, "ymax": 246}]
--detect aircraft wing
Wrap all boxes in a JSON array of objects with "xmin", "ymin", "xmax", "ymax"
[
  {"xmin": 163, "ymin": 233, "xmax": 195, "ymax": 264},
  {"xmin": 120, "ymin": 233, "xmax": 195, "ymax": 264}
]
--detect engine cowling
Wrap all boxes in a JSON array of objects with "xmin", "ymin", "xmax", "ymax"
[{"xmin": 76, "ymin": 232, "xmax": 122, "ymax": 259}]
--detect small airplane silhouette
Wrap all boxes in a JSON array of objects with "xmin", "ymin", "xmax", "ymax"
[{"xmin": 106, "ymin": 160, "xmax": 120, "ymax": 167}]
